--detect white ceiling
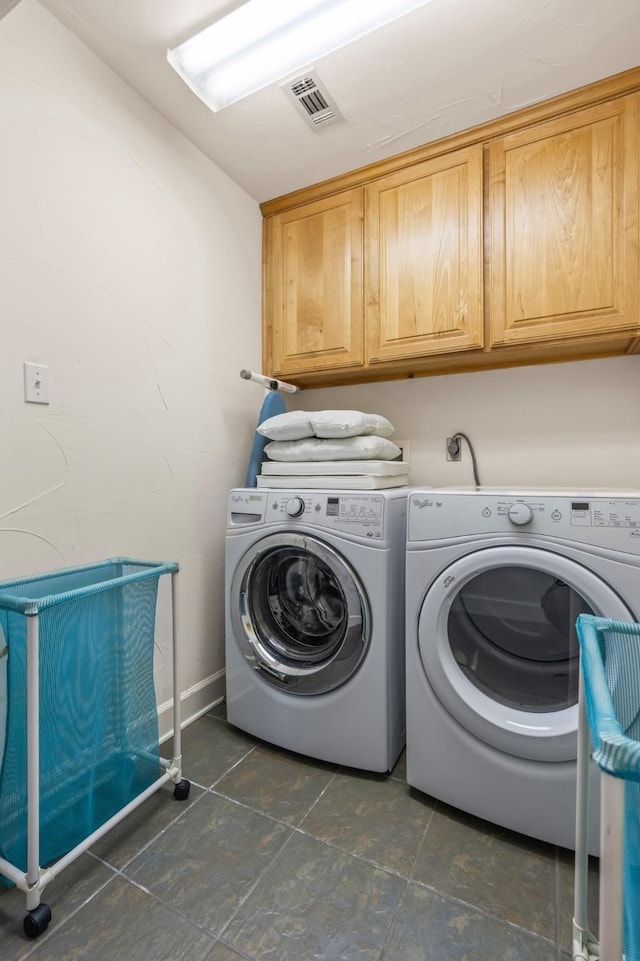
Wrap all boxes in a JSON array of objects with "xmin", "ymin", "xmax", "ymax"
[{"xmin": 31, "ymin": 0, "xmax": 640, "ymax": 203}]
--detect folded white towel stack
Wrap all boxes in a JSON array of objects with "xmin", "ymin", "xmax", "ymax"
[{"xmin": 255, "ymin": 410, "xmax": 408, "ymax": 489}]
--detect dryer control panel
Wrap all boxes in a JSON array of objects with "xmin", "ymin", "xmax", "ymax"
[
  {"xmin": 228, "ymin": 489, "xmax": 391, "ymax": 538},
  {"xmin": 408, "ymin": 489, "xmax": 640, "ymax": 551}
]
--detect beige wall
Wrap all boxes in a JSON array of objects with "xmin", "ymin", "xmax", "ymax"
[
  {"xmin": 298, "ymin": 355, "xmax": 640, "ymax": 491},
  {"xmin": 0, "ymin": 1, "xmax": 263, "ymax": 732}
]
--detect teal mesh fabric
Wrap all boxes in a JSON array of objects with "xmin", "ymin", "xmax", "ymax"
[
  {"xmin": 0, "ymin": 559, "xmax": 177, "ymax": 878},
  {"xmin": 576, "ymin": 614, "xmax": 640, "ymax": 961}
]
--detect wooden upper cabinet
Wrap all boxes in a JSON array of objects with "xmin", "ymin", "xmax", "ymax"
[
  {"xmin": 488, "ymin": 93, "xmax": 640, "ymax": 347},
  {"xmin": 365, "ymin": 145, "xmax": 484, "ymax": 363},
  {"xmin": 264, "ymin": 188, "xmax": 364, "ymax": 377},
  {"xmin": 261, "ymin": 70, "xmax": 640, "ymax": 386}
]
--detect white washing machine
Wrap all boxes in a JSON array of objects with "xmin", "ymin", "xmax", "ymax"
[
  {"xmin": 225, "ymin": 487, "xmax": 407, "ymax": 772},
  {"xmin": 405, "ymin": 488, "xmax": 640, "ymax": 853}
]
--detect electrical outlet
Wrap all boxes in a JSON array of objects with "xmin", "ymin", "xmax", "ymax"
[
  {"xmin": 395, "ymin": 439, "xmax": 410, "ymax": 464},
  {"xmin": 446, "ymin": 436, "xmax": 461, "ymax": 461}
]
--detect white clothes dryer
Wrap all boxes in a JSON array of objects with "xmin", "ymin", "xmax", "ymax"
[
  {"xmin": 225, "ymin": 487, "xmax": 407, "ymax": 772},
  {"xmin": 405, "ymin": 488, "xmax": 640, "ymax": 853}
]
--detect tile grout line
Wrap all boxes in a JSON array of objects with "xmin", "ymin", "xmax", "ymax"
[
  {"xmin": 211, "ymin": 770, "xmax": 342, "ymax": 945},
  {"xmin": 296, "ymin": 767, "xmax": 340, "ymax": 822},
  {"xmin": 378, "ymin": 801, "xmax": 438, "ymax": 961},
  {"xmin": 205, "ymin": 785, "xmax": 556, "ymax": 951},
  {"xmin": 215, "ymin": 828, "xmax": 299, "ymax": 943},
  {"xmin": 80, "ymin": 783, "xmax": 215, "ymax": 880},
  {"xmin": 408, "ymin": 796, "xmax": 438, "ymax": 883},
  {"xmin": 207, "ymin": 743, "xmax": 260, "ymax": 790},
  {"xmin": 208, "ymin": 775, "xmax": 426, "ymax": 885},
  {"xmin": 212, "ymin": 936, "xmax": 260, "ymax": 961},
  {"xmin": 93, "ymin": 863, "xmax": 232, "ymax": 952}
]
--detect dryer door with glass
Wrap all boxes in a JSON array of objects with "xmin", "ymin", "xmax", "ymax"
[
  {"xmin": 418, "ymin": 545, "xmax": 632, "ymax": 761},
  {"xmin": 230, "ymin": 532, "xmax": 371, "ymax": 694}
]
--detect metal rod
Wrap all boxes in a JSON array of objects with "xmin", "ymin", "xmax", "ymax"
[
  {"xmin": 239, "ymin": 369, "xmax": 299, "ymax": 393},
  {"xmin": 573, "ymin": 667, "xmax": 591, "ymax": 933},
  {"xmin": 599, "ymin": 772, "xmax": 625, "ymax": 961},
  {"xmin": 0, "ymin": 853, "xmax": 26, "ymax": 888},
  {"xmin": 170, "ymin": 569, "xmax": 182, "ymax": 778},
  {"xmin": 26, "ymin": 614, "xmax": 40, "ymax": 893}
]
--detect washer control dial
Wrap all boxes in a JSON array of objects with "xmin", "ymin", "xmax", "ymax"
[
  {"xmin": 285, "ymin": 496, "xmax": 305, "ymax": 517},
  {"xmin": 507, "ymin": 502, "xmax": 533, "ymax": 526}
]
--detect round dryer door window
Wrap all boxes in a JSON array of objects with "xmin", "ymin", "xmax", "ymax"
[
  {"xmin": 449, "ymin": 566, "xmax": 589, "ymax": 713},
  {"xmin": 231, "ymin": 532, "xmax": 370, "ymax": 694},
  {"xmin": 418, "ymin": 545, "xmax": 633, "ymax": 761}
]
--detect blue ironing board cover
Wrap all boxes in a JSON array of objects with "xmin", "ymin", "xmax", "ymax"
[{"xmin": 245, "ymin": 390, "xmax": 286, "ymax": 487}]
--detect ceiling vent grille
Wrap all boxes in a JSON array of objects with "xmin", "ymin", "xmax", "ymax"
[{"xmin": 281, "ymin": 70, "xmax": 344, "ymax": 130}]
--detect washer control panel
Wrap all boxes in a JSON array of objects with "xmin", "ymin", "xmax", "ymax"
[
  {"xmin": 408, "ymin": 489, "xmax": 640, "ymax": 550},
  {"xmin": 228, "ymin": 489, "xmax": 387, "ymax": 538}
]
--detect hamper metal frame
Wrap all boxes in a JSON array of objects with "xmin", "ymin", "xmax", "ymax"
[
  {"xmin": 573, "ymin": 668, "xmax": 625, "ymax": 961},
  {"xmin": 573, "ymin": 614, "xmax": 640, "ymax": 961},
  {"xmin": 0, "ymin": 557, "xmax": 189, "ymax": 938}
]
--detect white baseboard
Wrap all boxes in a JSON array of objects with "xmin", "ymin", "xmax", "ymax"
[{"xmin": 157, "ymin": 669, "xmax": 226, "ymax": 742}]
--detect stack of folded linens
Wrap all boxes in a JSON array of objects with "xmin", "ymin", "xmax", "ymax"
[{"xmin": 255, "ymin": 410, "xmax": 409, "ymax": 489}]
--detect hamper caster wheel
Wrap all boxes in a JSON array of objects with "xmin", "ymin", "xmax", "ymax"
[
  {"xmin": 23, "ymin": 902, "xmax": 51, "ymax": 939},
  {"xmin": 173, "ymin": 778, "xmax": 190, "ymax": 801}
]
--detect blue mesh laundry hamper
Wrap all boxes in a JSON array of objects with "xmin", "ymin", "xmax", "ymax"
[
  {"xmin": 573, "ymin": 614, "xmax": 640, "ymax": 961},
  {"xmin": 0, "ymin": 557, "xmax": 190, "ymax": 939}
]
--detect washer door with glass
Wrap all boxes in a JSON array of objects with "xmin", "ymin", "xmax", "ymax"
[
  {"xmin": 231, "ymin": 532, "xmax": 371, "ymax": 695},
  {"xmin": 418, "ymin": 546, "xmax": 632, "ymax": 761}
]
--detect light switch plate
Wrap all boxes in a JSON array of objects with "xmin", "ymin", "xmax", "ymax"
[{"xmin": 24, "ymin": 362, "xmax": 50, "ymax": 404}]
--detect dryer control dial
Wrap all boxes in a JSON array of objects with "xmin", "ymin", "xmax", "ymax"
[
  {"xmin": 507, "ymin": 502, "xmax": 533, "ymax": 526},
  {"xmin": 285, "ymin": 496, "xmax": 305, "ymax": 517}
]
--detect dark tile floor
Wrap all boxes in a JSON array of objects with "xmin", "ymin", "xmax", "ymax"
[{"xmin": 0, "ymin": 703, "xmax": 598, "ymax": 961}]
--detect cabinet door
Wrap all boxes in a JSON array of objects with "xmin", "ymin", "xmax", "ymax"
[
  {"xmin": 488, "ymin": 94, "xmax": 639, "ymax": 347},
  {"xmin": 265, "ymin": 189, "xmax": 363, "ymax": 377},
  {"xmin": 365, "ymin": 145, "xmax": 484, "ymax": 364}
]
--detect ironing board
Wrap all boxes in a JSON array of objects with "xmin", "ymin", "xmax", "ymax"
[{"xmin": 241, "ymin": 370, "xmax": 299, "ymax": 487}]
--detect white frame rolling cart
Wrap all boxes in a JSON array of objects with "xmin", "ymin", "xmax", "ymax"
[
  {"xmin": 573, "ymin": 614, "xmax": 640, "ymax": 961},
  {"xmin": 0, "ymin": 558, "xmax": 190, "ymax": 939}
]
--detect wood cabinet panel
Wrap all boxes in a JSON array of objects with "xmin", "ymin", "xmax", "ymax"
[
  {"xmin": 265, "ymin": 189, "xmax": 364, "ymax": 377},
  {"xmin": 261, "ymin": 70, "xmax": 640, "ymax": 387},
  {"xmin": 365, "ymin": 146, "xmax": 484, "ymax": 363},
  {"xmin": 488, "ymin": 94, "xmax": 639, "ymax": 346}
]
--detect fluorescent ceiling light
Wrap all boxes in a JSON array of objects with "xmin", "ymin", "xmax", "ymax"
[{"xmin": 168, "ymin": 0, "xmax": 432, "ymax": 113}]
